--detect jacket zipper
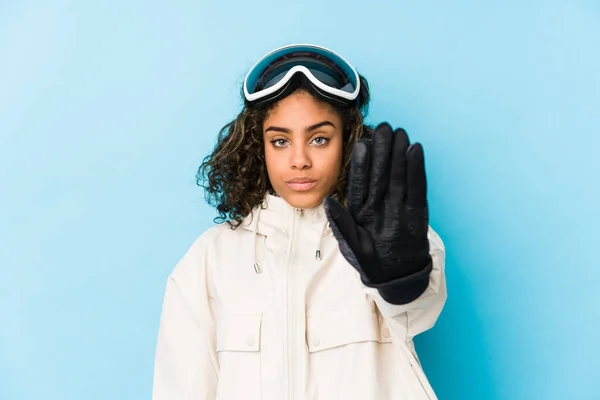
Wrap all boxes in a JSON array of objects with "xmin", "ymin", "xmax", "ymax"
[{"xmin": 285, "ymin": 209, "xmax": 301, "ymax": 400}]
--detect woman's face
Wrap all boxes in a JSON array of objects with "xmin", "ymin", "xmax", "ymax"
[{"xmin": 263, "ymin": 91, "xmax": 344, "ymax": 209}]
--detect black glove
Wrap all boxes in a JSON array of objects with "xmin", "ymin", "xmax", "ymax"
[{"xmin": 324, "ymin": 123, "xmax": 432, "ymax": 305}]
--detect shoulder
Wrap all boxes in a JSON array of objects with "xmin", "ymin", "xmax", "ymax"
[
  {"xmin": 191, "ymin": 222, "xmax": 248, "ymax": 251},
  {"xmin": 170, "ymin": 222, "xmax": 248, "ymax": 279}
]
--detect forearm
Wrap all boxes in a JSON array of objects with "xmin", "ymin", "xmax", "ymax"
[{"xmin": 363, "ymin": 227, "xmax": 447, "ymax": 341}]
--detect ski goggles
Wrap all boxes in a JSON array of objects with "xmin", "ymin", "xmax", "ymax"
[{"xmin": 243, "ymin": 44, "xmax": 361, "ymax": 107}]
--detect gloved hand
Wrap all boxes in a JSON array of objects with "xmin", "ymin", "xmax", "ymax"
[{"xmin": 324, "ymin": 122, "xmax": 432, "ymax": 305}]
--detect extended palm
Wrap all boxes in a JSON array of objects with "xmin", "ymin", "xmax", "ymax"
[{"xmin": 324, "ymin": 122, "xmax": 431, "ymax": 286}]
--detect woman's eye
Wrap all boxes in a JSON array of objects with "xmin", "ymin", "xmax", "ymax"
[
  {"xmin": 311, "ymin": 136, "xmax": 330, "ymax": 146},
  {"xmin": 271, "ymin": 139, "xmax": 288, "ymax": 147}
]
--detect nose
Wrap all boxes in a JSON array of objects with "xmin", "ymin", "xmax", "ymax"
[{"xmin": 291, "ymin": 143, "xmax": 311, "ymax": 170}]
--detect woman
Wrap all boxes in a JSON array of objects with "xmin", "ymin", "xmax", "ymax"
[{"xmin": 152, "ymin": 43, "xmax": 447, "ymax": 400}]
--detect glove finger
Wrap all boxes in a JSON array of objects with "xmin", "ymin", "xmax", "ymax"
[
  {"xmin": 366, "ymin": 123, "xmax": 394, "ymax": 209},
  {"xmin": 386, "ymin": 128, "xmax": 410, "ymax": 232},
  {"xmin": 347, "ymin": 139, "xmax": 371, "ymax": 217},
  {"xmin": 405, "ymin": 143, "xmax": 428, "ymax": 209}
]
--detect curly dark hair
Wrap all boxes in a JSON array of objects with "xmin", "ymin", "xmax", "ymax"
[{"xmin": 197, "ymin": 74, "xmax": 374, "ymax": 229}]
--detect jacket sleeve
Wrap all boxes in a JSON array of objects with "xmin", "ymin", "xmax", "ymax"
[
  {"xmin": 364, "ymin": 226, "xmax": 447, "ymax": 343},
  {"xmin": 152, "ymin": 238, "xmax": 219, "ymax": 400}
]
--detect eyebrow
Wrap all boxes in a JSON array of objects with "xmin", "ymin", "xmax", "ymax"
[{"xmin": 264, "ymin": 121, "xmax": 336, "ymax": 134}]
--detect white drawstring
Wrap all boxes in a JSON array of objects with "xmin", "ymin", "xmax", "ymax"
[
  {"xmin": 252, "ymin": 204, "xmax": 329, "ymax": 274},
  {"xmin": 251, "ymin": 205, "xmax": 263, "ymax": 274},
  {"xmin": 315, "ymin": 219, "xmax": 329, "ymax": 261}
]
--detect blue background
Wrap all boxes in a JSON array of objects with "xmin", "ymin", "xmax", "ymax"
[{"xmin": 1, "ymin": 1, "xmax": 599, "ymax": 399}]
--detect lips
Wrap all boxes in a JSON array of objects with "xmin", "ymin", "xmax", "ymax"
[{"xmin": 286, "ymin": 178, "xmax": 317, "ymax": 192}]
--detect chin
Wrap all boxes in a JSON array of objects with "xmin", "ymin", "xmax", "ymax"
[{"xmin": 280, "ymin": 191, "xmax": 325, "ymax": 209}]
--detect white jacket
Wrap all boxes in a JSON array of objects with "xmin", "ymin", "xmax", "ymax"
[{"xmin": 152, "ymin": 194, "xmax": 447, "ymax": 400}]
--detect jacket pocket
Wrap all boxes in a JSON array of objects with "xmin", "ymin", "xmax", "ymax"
[
  {"xmin": 306, "ymin": 303, "xmax": 392, "ymax": 352},
  {"xmin": 216, "ymin": 312, "xmax": 262, "ymax": 400},
  {"xmin": 306, "ymin": 304, "xmax": 434, "ymax": 399},
  {"xmin": 305, "ymin": 304, "xmax": 396, "ymax": 399}
]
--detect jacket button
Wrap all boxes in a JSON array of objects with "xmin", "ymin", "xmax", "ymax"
[
  {"xmin": 382, "ymin": 327, "xmax": 391, "ymax": 338},
  {"xmin": 246, "ymin": 336, "xmax": 255, "ymax": 346},
  {"xmin": 311, "ymin": 337, "xmax": 320, "ymax": 347}
]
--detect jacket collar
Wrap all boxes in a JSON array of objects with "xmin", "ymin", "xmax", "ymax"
[{"xmin": 241, "ymin": 193, "xmax": 331, "ymax": 237}]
